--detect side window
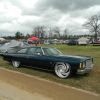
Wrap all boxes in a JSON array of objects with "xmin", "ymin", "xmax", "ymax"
[
  {"xmin": 35, "ymin": 48, "xmax": 42, "ymax": 53},
  {"xmin": 43, "ymin": 48, "xmax": 49, "ymax": 55},
  {"xmin": 17, "ymin": 48, "xmax": 27, "ymax": 54},
  {"xmin": 28, "ymin": 47, "xmax": 43, "ymax": 54},
  {"xmin": 28, "ymin": 48, "xmax": 36, "ymax": 54}
]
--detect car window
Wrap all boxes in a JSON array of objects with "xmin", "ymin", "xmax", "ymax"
[
  {"xmin": 43, "ymin": 48, "xmax": 61, "ymax": 55},
  {"xmin": 17, "ymin": 48, "xmax": 27, "ymax": 54},
  {"xmin": 28, "ymin": 47, "xmax": 43, "ymax": 54}
]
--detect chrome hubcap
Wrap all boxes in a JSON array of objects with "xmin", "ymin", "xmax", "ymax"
[
  {"xmin": 55, "ymin": 63, "xmax": 70, "ymax": 78},
  {"xmin": 12, "ymin": 61, "xmax": 20, "ymax": 68}
]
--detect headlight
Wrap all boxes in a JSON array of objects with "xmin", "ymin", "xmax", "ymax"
[{"xmin": 79, "ymin": 62, "xmax": 86, "ymax": 68}]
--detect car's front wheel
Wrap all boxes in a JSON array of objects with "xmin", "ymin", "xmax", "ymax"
[
  {"xmin": 54, "ymin": 63, "xmax": 71, "ymax": 78},
  {"xmin": 12, "ymin": 61, "xmax": 20, "ymax": 68}
]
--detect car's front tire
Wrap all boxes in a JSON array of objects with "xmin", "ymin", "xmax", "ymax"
[
  {"xmin": 12, "ymin": 61, "xmax": 20, "ymax": 68},
  {"xmin": 54, "ymin": 62, "xmax": 71, "ymax": 78}
]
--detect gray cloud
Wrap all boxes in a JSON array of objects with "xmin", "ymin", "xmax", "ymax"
[
  {"xmin": 35, "ymin": 0, "xmax": 100, "ymax": 12},
  {"xmin": 0, "ymin": 0, "xmax": 100, "ymax": 36}
]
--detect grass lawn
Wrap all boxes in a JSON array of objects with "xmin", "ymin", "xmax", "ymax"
[{"xmin": 0, "ymin": 44, "xmax": 100, "ymax": 94}]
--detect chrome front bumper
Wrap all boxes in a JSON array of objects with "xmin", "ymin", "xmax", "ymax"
[{"xmin": 76, "ymin": 64, "xmax": 94, "ymax": 75}]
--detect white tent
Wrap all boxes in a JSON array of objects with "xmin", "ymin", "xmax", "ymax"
[
  {"xmin": 77, "ymin": 37, "xmax": 89, "ymax": 45},
  {"xmin": 0, "ymin": 38, "xmax": 5, "ymax": 41}
]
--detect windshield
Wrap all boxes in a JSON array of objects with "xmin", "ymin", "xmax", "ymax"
[{"xmin": 42, "ymin": 47, "xmax": 62, "ymax": 55}]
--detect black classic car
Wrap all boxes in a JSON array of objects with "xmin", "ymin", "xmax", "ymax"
[{"xmin": 3, "ymin": 46, "xmax": 94, "ymax": 78}]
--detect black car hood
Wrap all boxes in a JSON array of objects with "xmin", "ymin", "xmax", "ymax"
[{"xmin": 55, "ymin": 54, "xmax": 91, "ymax": 61}]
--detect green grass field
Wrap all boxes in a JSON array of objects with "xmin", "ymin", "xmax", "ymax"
[{"xmin": 0, "ymin": 44, "xmax": 100, "ymax": 94}]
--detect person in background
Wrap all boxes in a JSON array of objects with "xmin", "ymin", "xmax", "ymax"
[{"xmin": 35, "ymin": 40, "xmax": 38, "ymax": 46}]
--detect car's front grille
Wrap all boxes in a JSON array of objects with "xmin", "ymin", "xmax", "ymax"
[{"xmin": 86, "ymin": 60, "xmax": 93, "ymax": 68}]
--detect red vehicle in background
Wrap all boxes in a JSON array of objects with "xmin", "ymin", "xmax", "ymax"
[{"xmin": 93, "ymin": 40, "xmax": 100, "ymax": 46}]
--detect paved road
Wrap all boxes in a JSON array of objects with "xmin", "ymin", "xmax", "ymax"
[{"xmin": 0, "ymin": 68, "xmax": 100, "ymax": 100}]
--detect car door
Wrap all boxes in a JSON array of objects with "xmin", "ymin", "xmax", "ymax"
[
  {"xmin": 26, "ymin": 47, "xmax": 53, "ymax": 70},
  {"xmin": 13, "ymin": 48, "xmax": 29, "ymax": 66}
]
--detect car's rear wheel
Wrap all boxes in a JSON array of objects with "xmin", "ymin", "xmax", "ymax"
[
  {"xmin": 12, "ymin": 61, "xmax": 20, "ymax": 68},
  {"xmin": 54, "ymin": 63, "xmax": 71, "ymax": 78}
]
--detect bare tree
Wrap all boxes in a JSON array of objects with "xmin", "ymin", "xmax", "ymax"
[
  {"xmin": 63, "ymin": 28, "xmax": 68, "ymax": 39},
  {"xmin": 39, "ymin": 26, "xmax": 47, "ymax": 39},
  {"xmin": 53, "ymin": 27, "xmax": 61, "ymax": 38},
  {"xmin": 32, "ymin": 26, "xmax": 47, "ymax": 39},
  {"xmin": 48, "ymin": 27, "xmax": 53, "ymax": 39},
  {"xmin": 32, "ymin": 26, "xmax": 40, "ymax": 37},
  {"xmin": 83, "ymin": 15, "xmax": 100, "ymax": 40}
]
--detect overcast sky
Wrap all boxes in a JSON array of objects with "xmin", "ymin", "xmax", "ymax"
[{"xmin": 0, "ymin": 0, "xmax": 100, "ymax": 36}]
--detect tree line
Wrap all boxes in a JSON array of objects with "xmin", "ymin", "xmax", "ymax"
[{"xmin": 3, "ymin": 15, "xmax": 100, "ymax": 40}]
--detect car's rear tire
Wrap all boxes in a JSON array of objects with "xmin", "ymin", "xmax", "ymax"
[
  {"xmin": 12, "ymin": 61, "xmax": 20, "ymax": 68},
  {"xmin": 54, "ymin": 62, "xmax": 71, "ymax": 78}
]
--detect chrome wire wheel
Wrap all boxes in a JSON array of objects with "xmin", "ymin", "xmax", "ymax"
[
  {"xmin": 54, "ymin": 63, "xmax": 71, "ymax": 78},
  {"xmin": 12, "ymin": 61, "xmax": 20, "ymax": 68}
]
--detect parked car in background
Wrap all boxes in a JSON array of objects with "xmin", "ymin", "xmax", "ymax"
[
  {"xmin": 67, "ymin": 40, "xmax": 78, "ymax": 45},
  {"xmin": 3, "ymin": 46, "xmax": 94, "ymax": 78},
  {"xmin": 61, "ymin": 40, "xmax": 68, "ymax": 44},
  {"xmin": 53, "ymin": 40, "xmax": 61, "ymax": 45},
  {"xmin": 44, "ymin": 40, "xmax": 49, "ymax": 44},
  {"xmin": 93, "ymin": 40, "xmax": 100, "ymax": 46}
]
